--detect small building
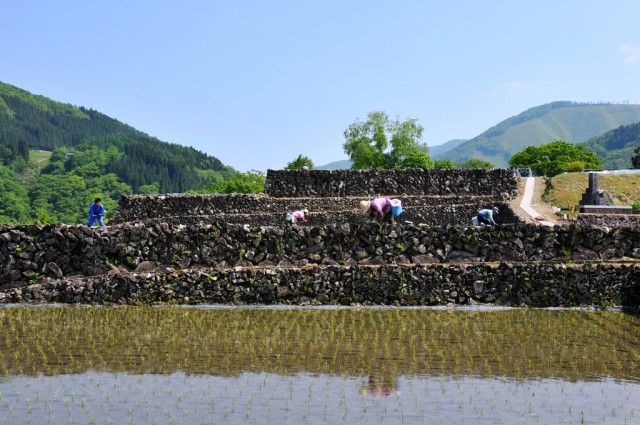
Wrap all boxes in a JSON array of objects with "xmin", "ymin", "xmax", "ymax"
[{"xmin": 516, "ymin": 167, "xmax": 533, "ymax": 177}]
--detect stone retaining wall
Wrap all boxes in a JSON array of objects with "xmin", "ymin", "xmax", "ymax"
[
  {"xmin": 113, "ymin": 202, "xmax": 519, "ymax": 227},
  {"xmin": 156, "ymin": 206, "xmax": 518, "ymax": 227},
  {"xmin": 3, "ymin": 262, "xmax": 638, "ymax": 307},
  {"xmin": 264, "ymin": 168, "xmax": 519, "ymax": 198},
  {"xmin": 579, "ymin": 205, "xmax": 633, "ymax": 214},
  {"xmin": 2, "ymin": 222, "xmax": 639, "ymax": 287},
  {"xmin": 4, "ymin": 166, "xmax": 637, "ymax": 308},
  {"xmin": 112, "ymin": 194, "xmax": 512, "ymax": 224},
  {"xmin": 577, "ymin": 213, "xmax": 640, "ymax": 227}
]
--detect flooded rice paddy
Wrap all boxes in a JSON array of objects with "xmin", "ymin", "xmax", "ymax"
[{"xmin": 0, "ymin": 306, "xmax": 638, "ymax": 424}]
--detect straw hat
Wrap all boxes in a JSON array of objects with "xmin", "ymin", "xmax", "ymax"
[
  {"xmin": 303, "ymin": 208, "xmax": 309, "ymax": 214},
  {"xmin": 359, "ymin": 200, "xmax": 370, "ymax": 213}
]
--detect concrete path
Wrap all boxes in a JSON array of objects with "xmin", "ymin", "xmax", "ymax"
[{"xmin": 519, "ymin": 177, "xmax": 556, "ymax": 226}]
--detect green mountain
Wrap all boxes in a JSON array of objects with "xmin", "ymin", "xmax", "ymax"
[
  {"xmin": 435, "ymin": 101, "xmax": 640, "ymax": 167},
  {"xmin": 0, "ymin": 81, "xmax": 232, "ymax": 193},
  {"xmin": 429, "ymin": 139, "xmax": 467, "ymax": 157},
  {"xmin": 316, "ymin": 159, "xmax": 352, "ymax": 170},
  {"xmin": 580, "ymin": 122, "xmax": 640, "ymax": 169}
]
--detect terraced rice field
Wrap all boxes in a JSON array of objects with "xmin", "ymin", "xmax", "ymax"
[{"xmin": 1, "ymin": 306, "xmax": 638, "ymax": 424}]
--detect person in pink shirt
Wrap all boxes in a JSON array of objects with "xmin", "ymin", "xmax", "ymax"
[
  {"xmin": 289, "ymin": 208, "xmax": 308, "ymax": 224},
  {"xmin": 360, "ymin": 197, "xmax": 392, "ymax": 223}
]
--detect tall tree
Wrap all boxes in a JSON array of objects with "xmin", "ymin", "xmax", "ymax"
[{"xmin": 343, "ymin": 111, "xmax": 433, "ymax": 169}]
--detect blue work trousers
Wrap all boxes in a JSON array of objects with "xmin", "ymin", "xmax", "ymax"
[{"xmin": 88, "ymin": 215, "xmax": 105, "ymax": 227}]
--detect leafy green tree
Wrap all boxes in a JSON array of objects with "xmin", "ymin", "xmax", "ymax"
[
  {"xmin": 41, "ymin": 147, "xmax": 69, "ymax": 174},
  {"xmin": 30, "ymin": 174, "xmax": 88, "ymax": 224},
  {"xmin": 198, "ymin": 170, "xmax": 265, "ymax": 194},
  {"xmin": 65, "ymin": 145, "xmax": 122, "ymax": 178},
  {"xmin": 35, "ymin": 208, "xmax": 55, "ymax": 224},
  {"xmin": 138, "ymin": 182, "xmax": 161, "ymax": 194},
  {"xmin": 633, "ymin": 146, "xmax": 640, "ymax": 168},
  {"xmin": 434, "ymin": 159, "xmax": 456, "ymax": 169},
  {"xmin": 221, "ymin": 170, "xmax": 265, "ymax": 193},
  {"xmin": 509, "ymin": 140, "xmax": 603, "ymax": 177},
  {"xmin": 343, "ymin": 111, "xmax": 387, "ymax": 169},
  {"xmin": 0, "ymin": 166, "xmax": 31, "ymax": 223},
  {"xmin": 90, "ymin": 173, "xmax": 133, "ymax": 200},
  {"xmin": 286, "ymin": 154, "xmax": 314, "ymax": 170},
  {"xmin": 386, "ymin": 118, "xmax": 433, "ymax": 169},
  {"xmin": 9, "ymin": 156, "xmax": 30, "ymax": 174},
  {"xmin": 458, "ymin": 158, "xmax": 495, "ymax": 169},
  {"xmin": 343, "ymin": 111, "xmax": 433, "ymax": 169},
  {"xmin": 0, "ymin": 146, "xmax": 14, "ymax": 166}
]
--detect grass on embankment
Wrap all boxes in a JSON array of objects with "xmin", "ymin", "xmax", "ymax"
[
  {"xmin": 28, "ymin": 149, "xmax": 52, "ymax": 167},
  {"xmin": 543, "ymin": 172, "xmax": 640, "ymax": 207}
]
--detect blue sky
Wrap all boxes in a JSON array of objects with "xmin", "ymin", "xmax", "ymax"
[{"xmin": 2, "ymin": 0, "xmax": 639, "ymax": 172}]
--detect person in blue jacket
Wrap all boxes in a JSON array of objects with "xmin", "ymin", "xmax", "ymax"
[
  {"xmin": 477, "ymin": 206, "xmax": 499, "ymax": 226},
  {"xmin": 87, "ymin": 198, "xmax": 106, "ymax": 227}
]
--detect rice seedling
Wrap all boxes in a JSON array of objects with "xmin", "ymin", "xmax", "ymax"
[{"xmin": 0, "ymin": 306, "xmax": 637, "ymax": 423}]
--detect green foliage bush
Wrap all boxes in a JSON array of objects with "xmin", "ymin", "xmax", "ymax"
[
  {"xmin": 458, "ymin": 158, "xmax": 495, "ymax": 169},
  {"xmin": 286, "ymin": 154, "xmax": 314, "ymax": 170},
  {"xmin": 195, "ymin": 170, "xmax": 266, "ymax": 194},
  {"xmin": 565, "ymin": 161, "xmax": 586, "ymax": 172},
  {"xmin": 433, "ymin": 159, "xmax": 455, "ymax": 169},
  {"xmin": 509, "ymin": 140, "xmax": 603, "ymax": 177}
]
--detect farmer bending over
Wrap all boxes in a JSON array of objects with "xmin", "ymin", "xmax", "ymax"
[
  {"xmin": 360, "ymin": 197, "xmax": 393, "ymax": 223},
  {"xmin": 477, "ymin": 206, "xmax": 499, "ymax": 226},
  {"xmin": 289, "ymin": 208, "xmax": 308, "ymax": 224}
]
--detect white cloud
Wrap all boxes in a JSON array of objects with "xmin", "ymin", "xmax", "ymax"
[{"xmin": 619, "ymin": 43, "xmax": 640, "ymax": 64}]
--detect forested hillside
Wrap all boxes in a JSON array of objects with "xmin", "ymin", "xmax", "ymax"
[
  {"xmin": 429, "ymin": 138, "xmax": 467, "ymax": 157},
  {"xmin": 436, "ymin": 102, "xmax": 640, "ymax": 167},
  {"xmin": 0, "ymin": 81, "xmax": 254, "ymax": 225},
  {"xmin": 0, "ymin": 81, "xmax": 233, "ymax": 193},
  {"xmin": 579, "ymin": 122, "xmax": 640, "ymax": 169}
]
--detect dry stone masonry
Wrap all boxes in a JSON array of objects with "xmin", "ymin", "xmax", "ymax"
[
  {"xmin": 263, "ymin": 168, "xmax": 518, "ymax": 198},
  {"xmin": 1, "ymin": 168, "xmax": 639, "ymax": 307},
  {"xmin": 112, "ymin": 194, "xmax": 518, "ymax": 227}
]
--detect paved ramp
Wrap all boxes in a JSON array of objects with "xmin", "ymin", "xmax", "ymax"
[{"xmin": 519, "ymin": 177, "xmax": 555, "ymax": 226}]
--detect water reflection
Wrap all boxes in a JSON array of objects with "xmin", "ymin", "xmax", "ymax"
[
  {"xmin": 0, "ymin": 306, "xmax": 639, "ymax": 423},
  {"xmin": 359, "ymin": 375, "xmax": 400, "ymax": 398},
  {"xmin": 1, "ymin": 372, "xmax": 638, "ymax": 425}
]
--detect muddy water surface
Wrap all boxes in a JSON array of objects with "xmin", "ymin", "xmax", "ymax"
[{"xmin": 1, "ymin": 306, "xmax": 638, "ymax": 424}]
